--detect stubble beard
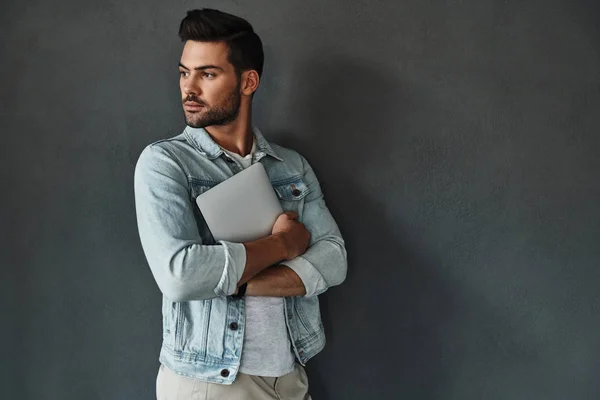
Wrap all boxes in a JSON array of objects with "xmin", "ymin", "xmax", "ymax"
[{"xmin": 183, "ymin": 82, "xmax": 242, "ymax": 129}]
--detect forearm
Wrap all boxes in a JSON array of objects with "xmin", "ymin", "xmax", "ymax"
[
  {"xmin": 143, "ymin": 234, "xmax": 288, "ymax": 301},
  {"xmin": 240, "ymin": 233, "xmax": 288, "ymax": 285},
  {"xmin": 245, "ymin": 265, "xmax": 306, "ymax": 297}
]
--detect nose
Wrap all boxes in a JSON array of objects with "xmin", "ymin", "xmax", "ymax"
[{"xmin": 183, "ymin": 79, "xmax": 201, "ymax": 97}]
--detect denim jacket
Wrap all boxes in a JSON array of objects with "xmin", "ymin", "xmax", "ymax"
[{"xmin": 134, "ymin": 126, "xmax": 347, "ymax": 384}]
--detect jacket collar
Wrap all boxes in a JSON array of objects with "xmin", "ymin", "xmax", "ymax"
[{"xmin": 183, "ymin": 125, "xmax": 283, "ymax": 162}]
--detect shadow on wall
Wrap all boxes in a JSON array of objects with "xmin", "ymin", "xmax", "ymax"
[{"xmin": 272, "ymin": 54, "xmax": 461, "ymax": 398}]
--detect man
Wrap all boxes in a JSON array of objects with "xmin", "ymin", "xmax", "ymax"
[{"xmin": 134, "ymin": 8, "xmax": 347, "ymax": 400}]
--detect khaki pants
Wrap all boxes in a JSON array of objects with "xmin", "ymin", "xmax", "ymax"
[{"xmin": 156, "ymin": 364, "xmax": 312, "ymax": 400}]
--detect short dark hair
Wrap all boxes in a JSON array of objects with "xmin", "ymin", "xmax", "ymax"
[{"xmin": 179, "ymin": 9, "xmax": 264, "ymax": 78}]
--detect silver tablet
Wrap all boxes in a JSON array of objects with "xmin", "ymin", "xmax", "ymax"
[{"xmin": 195, "ymin": 162, "xmax": 283, "ymax": 243}]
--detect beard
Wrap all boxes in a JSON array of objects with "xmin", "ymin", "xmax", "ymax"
[{"xmin": 183, "ymin": 82, "xmax": 242, "ymax": 128}]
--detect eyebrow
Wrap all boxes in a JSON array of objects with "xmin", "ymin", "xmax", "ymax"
[{"xmin": 178, "ymin": 62, "xmax": 224, "ymax": 72}]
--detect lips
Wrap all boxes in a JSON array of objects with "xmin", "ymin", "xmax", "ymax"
[{"xmin": 184, "ymin": 102, "xmax": 205, "ymax": 111}]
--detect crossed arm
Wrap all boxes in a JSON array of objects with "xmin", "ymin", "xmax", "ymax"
[
  {"xmin": 134, "ymin": 145, "xmax": 346, "ymax": 301},
  {"xmin": 244, "ymin": 265, "xmax": 307, "ymax": 297},
  {"xmin": 235, "ymin": 213, "xmax": 309, "ymax": 297}
]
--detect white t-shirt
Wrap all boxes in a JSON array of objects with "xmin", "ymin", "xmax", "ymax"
[{"xmin": 221, "ymin": 141, "xmax": 296, "ymax": 377}]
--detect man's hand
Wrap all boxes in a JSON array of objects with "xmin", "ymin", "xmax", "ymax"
[
  {"xmin": 272, "ymin": 211, "xmax": 310, "ymax": 260},
  {"xmin": 235, "ymin": 212, "xmax": 310, "ymax": 289}
]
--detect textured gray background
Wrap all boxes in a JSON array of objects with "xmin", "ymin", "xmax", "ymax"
[{"xmin": 2, "ymin": 0, "xmax": 600, "ymax": 399}]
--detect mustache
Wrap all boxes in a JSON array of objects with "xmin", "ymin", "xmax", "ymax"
[{"xmin": 183, "ymin": 94, "xmax": 206, "ymax": 106}]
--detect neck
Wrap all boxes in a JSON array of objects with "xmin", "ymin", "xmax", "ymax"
[{"xmin": 204, "ymin": 102, "xmax": 253, "ymax": 157}]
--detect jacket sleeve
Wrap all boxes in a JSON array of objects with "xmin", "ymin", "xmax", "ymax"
[
  {"xmin": 282, "ymin": 156, "xmax": 348, "ymax": 297},
  {"xmin": 134, "ymin": 144, "xmax": 246, "ymax": 301}
]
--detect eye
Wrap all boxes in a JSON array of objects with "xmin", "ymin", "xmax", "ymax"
[
  {"xmin": 202, "ymin": 72, "xmax": 216, "ymax": 79},
  {"xmin": 179, "ymin": 70, "xmax": 189, "ymax": 77}
]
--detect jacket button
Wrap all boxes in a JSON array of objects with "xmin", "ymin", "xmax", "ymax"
[
  {"xmin": 220, "ymin": 369, "xmax": 230, "ymax": 377},
  {"xmin": 292, "ymin": 189, "xmax": 301, "ymax": 197},
  {"xmin": 229, "ymin": 322, "xmax": 238, "ymax": 331}
]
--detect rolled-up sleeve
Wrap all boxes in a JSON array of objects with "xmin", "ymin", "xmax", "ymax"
[
  {"xmin": 283, "ymin": 157, "xmax": 348, "ymax": 297},
  {"xmin": 134, "ymin": 144, "xmax": 246, "ymax": 301}
]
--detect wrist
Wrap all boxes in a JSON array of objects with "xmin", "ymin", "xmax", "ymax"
[{"xmin": 273, "ymin": 232, "xmax": 290, "ymax": 260}]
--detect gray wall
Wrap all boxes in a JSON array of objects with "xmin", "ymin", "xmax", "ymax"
[{"xmin": 2, "ymin": 0, "xmax": 600, "ymax": 399}]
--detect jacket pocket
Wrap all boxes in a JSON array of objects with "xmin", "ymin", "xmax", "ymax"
[
  {"xmin": 174, "ymin": 300, "xmax": 218, "ymax": 357},
  {"xmin": 291, "ymin": 296, "xmax": 323, "ymax": 337},
  {"xmin": 188, "ymin": 177, "xmax": 218, "ymax": 198},
  {"xmin": 273, "ymin": 176, "xmax": 310, "ymax": 217},
  {"xmin": 188, "ymin": 177, "xmax": 218, "ymax": 243}
]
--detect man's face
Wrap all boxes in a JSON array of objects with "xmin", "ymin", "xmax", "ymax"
[{"xmin": 179, "ymin": 41, "xmax": 241, "ymax": 128}]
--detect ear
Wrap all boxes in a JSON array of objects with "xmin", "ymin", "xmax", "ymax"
[{"xmin": 241, "ymin": 70, "xmax": 260, "ymax": 96}]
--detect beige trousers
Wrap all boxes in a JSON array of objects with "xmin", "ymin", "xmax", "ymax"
[{"xmin": 156, "ymin": 364, "xmax": 312, "ymax": 400}]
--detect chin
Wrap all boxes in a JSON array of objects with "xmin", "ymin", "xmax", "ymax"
[
  {"xmin": 186, "ymin": 120, "xmax": 207, "ymax": 129},
  {"xmin": 184, "ymin": 114, "xmax": 204, "ymax": 128}
]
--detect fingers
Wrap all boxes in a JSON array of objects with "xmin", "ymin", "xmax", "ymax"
[{"xmin": 284, "ymin": 211, "xmax": 298, "ymax": 220}]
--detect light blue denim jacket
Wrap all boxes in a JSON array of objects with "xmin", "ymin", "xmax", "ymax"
[{"xmin": 134, "ymin": 126, "xmax": 347, "ymax": 384}]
